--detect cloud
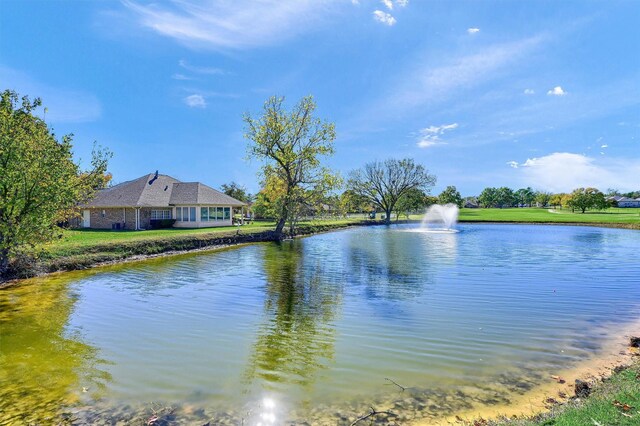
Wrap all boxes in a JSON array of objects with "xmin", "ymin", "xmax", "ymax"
[
  {"xmin": 382, "ymin": 0, "xmax": 393, "ymax": 10},
  {"xmin": 396, "ymin": 0, "xmax": 409, "ymax": 7},
  {"xmin": 380, "ymin": 34, "xmax": 547, "ymax": 111},
  {"xmin": 121, "ymin": 0, "xmax": 348, "ymax": 50},
  {"xmin": 515, "ymin": 152, "xmax": 640, "ymax": 192},
  {"xmin": 601, "ymin": 144, "xmax": 608, "ymax": 148},
  {"xmin": 184, "ymin": 94, "xmax": 206, "ymax": 108},
  {"xmin": 178, "ymin": 59, "xmax": 224, "ymax": 75},
  {"xmin": 507, "ymin": 161, "xmax": 519, "ymax": 168},
  {"xmin": 416, "ymin": 122, "xmax": 458, "ymax": 148},
  {"xmin": 467, "ymin": 27, "xmax": 480, "ymax": 34},
  {"xmin": 523, "ymin": 88, "xmax": 535, "ymax": 95},
  {"xmin": 373, "ymin": 10, "xmax": 396, "ymax": 25},
  {"xmin": 547, "ymin": 86, "xmax": 567, "ymax": 96},
  {"xmin": 0, "ymin": 65, "xmax": 101, "ymax": 123},
  {"xmin": 172, "ymin": 73, "xmax": 192, "ymax": 80}
]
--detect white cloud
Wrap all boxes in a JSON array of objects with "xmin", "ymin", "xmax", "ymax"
[
  {"xmin": 523, "ymin": 88, "xmax": 535, "ymax": 95},
  {"xmin": 396, "ymin": 0, "xmax": 409, "ymax": 7},
  {"xmin": 547, "ymin": 86, "xmax": 567, "ymax": 96},
  {"xmin": 178, "ymin": 59, "xmax": 224, "ymax": 75},
  {"xmin": 373, "ymin": 10, "xmax": 396, "ymax": 25},
  {"xmin": 380, "ymin": 34, "xmax": 547, "ymax": 111},
  {"xmin": 507, "ymin": 161, "xmax": 519, "ymax": 168},
  {"xmin": 172, "ymin": 73, "xmax": 192, "ymax": 80},
  {"xmin": 516, "ymin": 152, "xmax": 640, "ymax": 192},
  {"xmin": 382, "ymin": 0, "xmax": 393, "ymax": 10},
  {"xmin": 467, "ymin": 27, "xmax": 480, "ymax": 34},
  {"xmin": 416, "ymin": 122, "xmax": 458, "ymax": 148},
  {"xmin": 601, "ymin": 144, "xmax": 608, "ymax": 148},
  {"xmin": 184, "ymin": 94, "xmax": 206, "ymax": 108},
  {"xmin": 121, "ymin": 0, "xmax": 347, "ymax": 50}
]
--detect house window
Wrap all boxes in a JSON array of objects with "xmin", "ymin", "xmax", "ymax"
[
  {"xmin": 176, "ymin": 207, "xmax": 182, "ymax": 221},
  {"xmin": 190, "ymin": 207, "xmax": 196, "ymax": 222},
  {"xmin": 215, "ymin": 207, "xmax": 223, "ymax": 220},
  {"xmin": 201, "ymin": 207, "xmax": 209, "ymax": 221},
  {"xmin": 224, "ymin": 207, "xmax": 231, "ymax": 220},
  {"xmin": 151, "ymin": 210, "xmax": 172, "ymax": 220}
]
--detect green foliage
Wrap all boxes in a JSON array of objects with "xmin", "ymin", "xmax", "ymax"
[
  {"xmin": 395, "ymin": 188, "xmax": 428, "ymax": 219},
  {"xmin": 566, "ymin": 187, "xmax": 607, "ymax": 213},
  {"xmin": 220, "ymin": 181, "xmax": 252, "ymax": 203},
  {"xmin": 478, "ymin": 187, "xmax": 516, "ymax": 208},
  {"xmin": 535, "ymin": 191, "xmax": 552, "ymax": 207},
  {"xmin": 347, "ymin": 158, "xmax": 436, "ymax": 223},
  {"xmin": 515, "ymin": 187, "xmax": 535, "ymax": 206},
  {"xmin": 244, "ymin": 95, "xmax": 339, "ymax": 235},
  {"xmin": 338, "ymin": 189, "xmax": 370, "ymax": 215},
  {"xmin": 438, "ymin": 185, "xmax": 463, "ymax": 207},
  {"xmin": 0, "ymin": 90, "xmax": 110, "ymax": 276}
]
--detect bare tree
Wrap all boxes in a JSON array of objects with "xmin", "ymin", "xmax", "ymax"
[{"xmin": 348, "ymin": 158, "xmax": 436, "ymax": 224}]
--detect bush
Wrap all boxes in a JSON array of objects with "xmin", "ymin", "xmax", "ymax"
[{"xmin": 149, "ymin": 219, "xmax": 176, "ymax": 229}]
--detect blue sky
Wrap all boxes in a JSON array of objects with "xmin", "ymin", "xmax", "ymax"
[{"xmin": 1, "ymin": 0, "xmax": 638, "ymax": 196}]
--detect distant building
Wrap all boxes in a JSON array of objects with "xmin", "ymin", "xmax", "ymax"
[
  {"xmin": 616, "ymin": 197, "xmax": 640, "ymax": 208},
  {"xmin": 464, "ymin": 200, "xmax": 479, "ymax": 208},
  {"xmin": 79, "ymin": 172, "xmax": 246, "ymax": 230}
]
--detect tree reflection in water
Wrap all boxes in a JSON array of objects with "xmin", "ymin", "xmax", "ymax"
[
  {"xmin": 0, "ymin": 274, "xmax": 111, "ymax": 424},
  {"xmin": 245, "ymin": 240, "xmax": 342, "ymax": 391}
]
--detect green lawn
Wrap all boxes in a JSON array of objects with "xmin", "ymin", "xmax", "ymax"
[{"xmin": 456, "ymin": 207, "xmax": 640, "ymax": 225}]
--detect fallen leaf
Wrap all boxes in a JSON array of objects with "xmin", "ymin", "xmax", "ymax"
[{"xmin": 613, "ymin": 400, "xmax": 634, "ymax": 411}]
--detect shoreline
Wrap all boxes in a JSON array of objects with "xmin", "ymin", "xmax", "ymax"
[
  {"xmin": 417, "ymin": 318, "xmax": 640, "ymax": 425},
  {"xmin": 1, "ymin": 219, "xmax": 638, "ymax": 287}
]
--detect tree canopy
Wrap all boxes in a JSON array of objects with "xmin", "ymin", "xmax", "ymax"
[
  {"xmin": 566, "ymin": 187, "xmax": 607, "ymax": 213},
  {"xmin": 0, "ymin": 90, "xmax": 110, "ymax": 277},
  {"xmin": 438, "ymin": 185, "xmax": 463, "ymax": 207},
  {"xmin": 244, "ymin": 95, "xmax": 339, "ymax": 235},
  {"xmin": 221, "ymin": 181, "xmax": 252, "ymax": 203},
  {"xmin": 347, "ymin": 158, "xmax": 436, "ymax": 224}
]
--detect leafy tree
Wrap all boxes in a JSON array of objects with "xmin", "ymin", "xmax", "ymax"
[
  {"xmin": 567, "ymin": 187, "xmax": 607, "ymax": 213},
  {"xmin": 496, "ymin": 186, "xmax": 516, "ymax": 208},
  {"xmin": 347, "ymin": 158, "xmax": 436, "ymax": 224},
  {"xmin": 424, "ymin": 195, "xmax": 439, "ymax": 207},
  {"xmin": 514, "ymin": 187, "xmax": 535, "ymax": 207},
  {"xmin": 478, "ymin": 187, "xmax": 498, "ymax": 208},
  {"xmin": 0, "ymin": 90, "xmax": 110, "ymax": 277},
  {"xmin": 549, "ymin": 193, "xmax": 565, "ymax": 209},
  {"xmin": 244, "ymin": 95, "xmax": 339, "ymax": 236},
  {"xmin": 395, "ymin": 188, "xmax": 428, "ymax": 219},
  {"xmin": 534, "ymin": 191, "xmax": 551, "ymax": 207},
  {"xmin": 438, "ymin": 185, "xmax": 463, "ymax": 207},
  {"xmin": 338, "ymin": 189, "xmax": 370, "ymax": 216},
  {"xmin": 221, "ymin": 181, "xmax": 252, "ymax": 203}
]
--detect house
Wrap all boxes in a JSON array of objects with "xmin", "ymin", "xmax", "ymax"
[
  {"xmin": 79, "ymin": 172, "xmax": 246, "ymax": 230},
  {"xmin": 616, "ymin": 197, "xmax": 640, "ymax": 208}
]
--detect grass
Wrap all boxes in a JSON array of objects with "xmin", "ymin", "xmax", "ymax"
[
  {"xmin": 487, "ymin": 358, "xmax": 640, "ymax": 426},
  {"xmin": 457, "ymin": 207, "xmax": 640, "ymax": 225}
]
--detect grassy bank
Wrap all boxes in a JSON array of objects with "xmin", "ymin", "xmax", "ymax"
[
  {"xmin": 456, "ymin": 207, "xmax": 640, "ymax": 227},
  {"xmin": 485, "ymin": 357, "xmax": 640, "ymax": 426}
]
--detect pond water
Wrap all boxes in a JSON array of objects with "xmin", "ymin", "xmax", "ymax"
[{"xmin": 1, "ymin": 224, "xmax": 640, "ymax": 425}]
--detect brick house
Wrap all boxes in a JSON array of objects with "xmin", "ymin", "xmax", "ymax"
[{"xmin": 79, "ymin": 172, "xmax": 246, "ymax": 230}]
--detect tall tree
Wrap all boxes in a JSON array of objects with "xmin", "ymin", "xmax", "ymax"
[
  {"xmin": 478, "ymin": 187, "xmax": 498, "ymax": 208},
  {"xmin": 221, "ymin": 181, "xmax": 252, "ymax": 203},
  {"xmin": 0, "ymin": 90, "xmax": 110, "ymax": 277},
  {"xmin": 244, "ymin": 95, "xmax": 339, "ymax": 236},
  {"xmin": 567, "ymin": 187, "xmax": 607, "ymax": 213},
  {"xmin": 395, "ymin": 188, "xmax": 428, "ymax": 219},
  {"xmin": 515, "ymin": 187, "xmax": 535, "ymax": 206},
  {"xmin": 347, "ymin": 158, "xmax": 436, "ymax": 224},
  {"xmin": 438, "ymin": 185, "xmax": 463, "ymax": 207},
  {"xmin": 534, "ymin": 191, "xmax": 551, "ymax": 207}
]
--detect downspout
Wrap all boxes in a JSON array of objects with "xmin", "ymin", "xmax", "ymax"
[{"xmin": 135, "ymin": 207, "xmax": 140, "ymax": 230}]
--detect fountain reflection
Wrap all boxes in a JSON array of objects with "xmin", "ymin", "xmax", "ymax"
[
  {"xmin": 0, "ymin": 275, "xmax": 110, "ymax": 424},
  {"xmin": 244, "ymin": 240, "xmax": 341, "ymax": 393}
]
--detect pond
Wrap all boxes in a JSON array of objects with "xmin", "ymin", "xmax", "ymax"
[{"xmin": 1, "ymin": 224, "xmax": 640, "ymax": 425}]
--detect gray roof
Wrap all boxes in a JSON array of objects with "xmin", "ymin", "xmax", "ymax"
[
  {"xmin": 170, "ymin": 182, "xmax": 246, "ymax": 207},
  {"xmin": 83, "ymin": 173, "xmax": 246, "ymax": 208}
]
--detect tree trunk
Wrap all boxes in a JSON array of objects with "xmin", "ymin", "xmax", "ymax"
[
  {"xmin": 275, "ymin": 217, "xmax": 287, "ymax": 238},
  {"xmin": 0, "ymin": 248, "xmax": 10, "ymax": 280},
  {"xmin": 385, "ymin": 208, "xmax": 392, "ymax": 224}
]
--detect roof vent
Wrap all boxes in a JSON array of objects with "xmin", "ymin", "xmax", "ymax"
[
  {"xmin": 148, "ymin": 170, "xmax": 159, "ymax": 185},
  {"xmin": 164, "ymin": 185, "xmax": 168, "ymax": 191}
]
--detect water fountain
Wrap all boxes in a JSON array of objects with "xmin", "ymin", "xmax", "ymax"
[{"xmin": 419, "ymin": 203, "xmax": 460, "ymax": 232}]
